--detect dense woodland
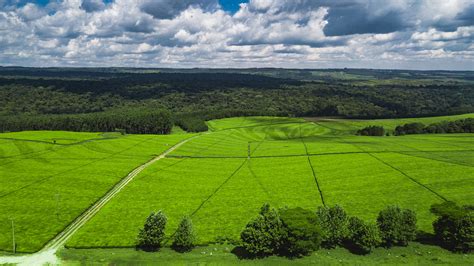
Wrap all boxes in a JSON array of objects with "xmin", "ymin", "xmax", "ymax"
[{"xmin": 0, "ymin": 67, "xmax": 473, "ymax": 133}]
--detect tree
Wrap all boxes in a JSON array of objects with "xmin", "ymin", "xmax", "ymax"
[
  {"xmin": 430, "ymin": 201, "xmax": 473, "ymax": 253},
  {"xmin": 279, "ymin": 207, "xmax": 323, "ymax": 257},
  {"xmin": 137, "ymin": 211, "xmax": 167, "ymax": 251},
  {"xmin": 172, "ymin": 216, "xmax": 196, "ymax": 252},
  {"xmin": 377, "ymin": 206, "xmax": 417, "ymax": 247},
  {"xmin": 317, "ymin": 205, "xmax": 349, "ymax": 248},
  {"xmin": 240, "ymin": 203, "xmax": 287, "ymax": 257},
  {"xmin": 347, "ymin": 216, "xmax": 381, "ymax": 254}
]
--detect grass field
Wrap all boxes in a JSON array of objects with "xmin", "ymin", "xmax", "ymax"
[
  {"xmin": 58, "ymin": 243, "xmax": 473, "ymax": 265},
  {"xmin": 63, "ymin": 114, "xmax": 473, "ymax": 250},
  {"xmin": 0, "ymin": 131, "xmax": 192, "ymax": 252}
]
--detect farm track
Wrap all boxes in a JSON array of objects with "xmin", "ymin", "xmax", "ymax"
[{"xmin": 0, "ymin": 135, "xmax": 198, "ymax": 265}]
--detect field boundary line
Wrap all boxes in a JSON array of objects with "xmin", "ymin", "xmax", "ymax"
[
  {"xmin": 190, "ymin": 159, "xmax": 247, "ymax": 217},
  {"xmin": 395, "ymin": 151, "xmax": 474, "ymax": 168},
  {"xmin": 367, "ymin": 152, "xmax": 448, "ymax": 202},
  {"xmin": 300, "ymin": 126, "xmax": 326, "ymax": 206},
  {"xmin": 0, "ymin": 135, "xmax": 198, "ymax": 264},
  {"xmin": 333, "ymin": 135, "xmax": 449, "ymax": 202}
]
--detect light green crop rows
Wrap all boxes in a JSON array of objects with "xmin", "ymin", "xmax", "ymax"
[
  {"xmin": 66, "ymin": 116, "xmax": 473, "ymax": 248},
  {"xmin": 0, "ymin": 131, "xmax": 191, "ymax": 252}
]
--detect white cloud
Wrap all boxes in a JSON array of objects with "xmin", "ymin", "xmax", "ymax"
[{"xmin": 0, "ymin": 0, "xmax": 472, "ymax": 69}]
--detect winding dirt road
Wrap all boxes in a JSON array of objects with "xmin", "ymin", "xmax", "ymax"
[{"xmin": 0, "ymin": 136, "xmax": 196, "ymax": 265}]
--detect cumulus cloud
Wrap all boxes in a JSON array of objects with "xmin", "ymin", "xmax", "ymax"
[{"xmin": 0, "ymin": 0, "xmax": 472, "ymax": 69}]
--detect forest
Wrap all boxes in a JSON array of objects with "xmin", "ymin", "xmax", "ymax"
[{"xmin": 0, "ymin": 67, "xmax": 473, "ymax": 133}]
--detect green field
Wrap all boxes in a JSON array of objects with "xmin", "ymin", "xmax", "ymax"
[
  {"xmin": 0, "ymin": 131, "xmax": 192, "ymax": 252},
  {"xmin": 0, "ymin": 114, "xmax": 472, "ymax": 259},
  {"xmin": 58, "ymin": 243, "xmax": 473, "ymax": 265},
  {"xmin": 61, "ymin": 115, "xmax": 473, "ymax": 250}
]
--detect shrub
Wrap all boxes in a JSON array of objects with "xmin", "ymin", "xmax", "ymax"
[
  {"xmin": 279, "ymin": 207, "xmax": 323, "ymax": 257},
  {"xmin": 137, "ymin": 211, "xmax": 167, "ymax": 251},
  {"xmin": 240, "ymin": 203, "xmax": 287, "ymax": 257},
  {"xmin": 172, "ymin": 216, "xmax": 196, "ymax": 252},
  {"xmin": 394, "ymin": 122, "xmax": 425, "ymax": 135},
  {"xmin": 430, "ymin": 201, "xmax": 473, "ymax": 253},
  {"xmin": 347, "ymin": 216, "xmax": 381, "ymax": 254},
  {"xmin": 377, "ymin": 206, "xmax": 417, "ymax": 247},
  {"xmin": 356, "ymin": 126, "xmax": 385, "ymax": 136},
  {"xmin": 317, "ymin": 205, "xmax": 349, "ymax": 248}
]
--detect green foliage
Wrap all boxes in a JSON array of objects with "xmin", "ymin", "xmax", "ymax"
[
  {"xmin": 0, "ymin": 108, "xmax": 173, "ymax": 134},
  {"xmin": 356, "ymin": 126, "xmax": 385, "ymax": 136},
  {"xmin": 137, "ymin": 211, "xmax": 167, "ymax": 251},
  {"xmin": 317, "ymin": 205, "xmax": 350, "ymax": 248},
  {"xmin": 1, "ymin": 68, "xmax": 473, "ymax": 123},
  {"xmin": 430, "ymin": 202, "xmax": 473, "ymax": 253},
  {"xmin": 240, "ymin": 204, "xmax": 287, "ymax": 257},
  {"xmin": 279, "ymin": 207, "xmax": 323, "ymax": 257},
  {"xmin": 395, "ymin": 118, "xmax": 474, "ymax": 135},
  {"xmin": 172, "ymin": 216, "xmax": 196, "ymax": 252},
  {"xmin": 377, "ymin": 206, "xmax": 417, "ymax": 247},
  {"xmin": 347, "ymin": 217, "xmax": 381, "ymax": 254}
]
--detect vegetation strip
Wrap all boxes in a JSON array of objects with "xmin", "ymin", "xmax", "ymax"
[{"xmin": 367, "ymin": 153, "xmax": 448, "ymax": 202}]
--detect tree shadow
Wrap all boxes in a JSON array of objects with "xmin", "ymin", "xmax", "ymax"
[{"xmin": 416, "ymin": 230, "xmax": 441, "ymax": 247}]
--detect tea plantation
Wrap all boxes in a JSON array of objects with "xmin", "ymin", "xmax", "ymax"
[{"xmin": 59, "ymin": 115, "xmax": 473, "ymax": 249}]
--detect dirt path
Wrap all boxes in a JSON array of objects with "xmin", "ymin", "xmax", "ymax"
[{"xmin": 0, "ymin": 136, "xmax": 197, "ymax": 265}]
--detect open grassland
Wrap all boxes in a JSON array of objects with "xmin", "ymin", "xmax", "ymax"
[
  {"xmin": 0, "ymin": 131, "xmax": 192, "ymax": 252},
  {"xmin": 66, "ymin": 115, "xmax": 473, "ymax": 249}
]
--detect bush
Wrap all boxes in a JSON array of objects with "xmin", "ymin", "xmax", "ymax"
[
  {"xmin": 172, "ymin": 216, "xmax": 196, "ymax": 252},
  {"xmin": 430, "ymin": 201, "xmax": 473, "ymax": 253},
  {"xmin": 279, "ymin": 207, "xmax": 323, "ymax": 257},
  {"xmin": 137, "ymin": 211, "xmax": 167, "ymax": 251},
  {"xmin": 356, "ymin": 126, "xmax": 385, "ymax": 136},
  {"xmin": 317, "ymin": 205, "xmax": 349, "ymax": 248},
  {"xmin": 347, "ymin": 216, "xmax": 381, "ymax": 254},
  {"xmin": 377, "ymin": 206, "xmax": 417, "ymax": 247},
  {"xmin": 240, "ymin": 203, "xmax": 287, "ymax": 257}
]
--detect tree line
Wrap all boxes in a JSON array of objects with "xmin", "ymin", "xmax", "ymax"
[
  {"xmin": 395, "ymin": 118, "xmax": 474, "ymax": 135},
  {"xmin": 135, "ymin": 201, "xmax": 472, "ymax": 258},
  {"xmin": 0, "ymin": 109, "xmax": 173, "ymax": 134}
]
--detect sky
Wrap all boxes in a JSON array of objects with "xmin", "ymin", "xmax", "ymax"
[{"xmin": 0, "ymin": 0, "xmax": 473, "ymax": 70}]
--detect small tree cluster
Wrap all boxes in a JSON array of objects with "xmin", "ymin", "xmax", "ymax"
[
  {"xmin": 137, "ymin": 212, "xmax": 196, "ymax": 253},
  {"xmin": 395, "ymin": 118, "xmax": 474, "ymax": 136},
  {"xmin": 377, "ymin": 205, "xmax": 417, "ymax": 247},
  {"xmin": 240, "ymin": 204, "xmax": 288, "ymax": 257},
  {"xmin": 279, "ymin": 207, "xmax": 323, "ymax": 257},
  {"xmin": 317, "ymin": 205, "xmax": 349, "ymax": 248},
  {"xmin": 430, "ymin": 201, "xmax": 473, "ymax": 253},
  {"xmin": 137, "ymin": 211, "xmax": 168, "ymax": 251},
  {"xmin": 356, "ymin": 126, "xmax": 385, "ymax": 136},
  {"xmin": 172, "ymin": 216, "xmax": 196, "ymax": 252},
  {"xmin": 347, "ymin": 217, "xmax": 381, "ymax": 254}
]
